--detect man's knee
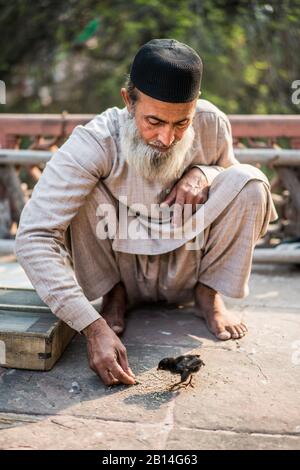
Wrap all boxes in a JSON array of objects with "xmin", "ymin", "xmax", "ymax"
[
  {"xmin": 216, "ymin": 164, "xmax": 267, "ymax": 188},
  {"xmin": 238, "ymin": 179, "xmax": 267, "ymax": 208},
  {"xmin": 214, "ymin": 164, "xmax": 267, "ymax": 209}
]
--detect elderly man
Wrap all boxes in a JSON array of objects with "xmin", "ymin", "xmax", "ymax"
[{"xmin": 16, "ymin": 39, "xmax": 277, "ymax": 386}]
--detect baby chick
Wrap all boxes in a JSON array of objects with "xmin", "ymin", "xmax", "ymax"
[{"xmin": 157, "ymin": 354, "xmax": 205, "ymax": 390}]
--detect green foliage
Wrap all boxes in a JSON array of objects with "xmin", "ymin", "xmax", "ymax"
[{"xmin": 0, "ymin": 0, "xmax": 299, "ymax": 114}]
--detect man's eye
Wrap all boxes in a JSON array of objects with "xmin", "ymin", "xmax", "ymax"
[
  {"xmin": 176, "ymin": 121, "xmax": 189, "ymax": 128},
  {"xmin": 148, "ymin": 119, "xmax": 161, "ymax": 126}
]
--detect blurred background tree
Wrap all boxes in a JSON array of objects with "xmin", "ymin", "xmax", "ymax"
[{"xmin": 0, "ymin": 0, "xmax": 299, "ymax": 114}]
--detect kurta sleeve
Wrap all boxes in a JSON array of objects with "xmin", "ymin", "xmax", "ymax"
[
  {"xmin": 192, "ymin": 114, "xmax": 240, "ymax": 185},
  {"xmin": 15, "ymin": 124, "xmax": 112, "ymax": 332}
]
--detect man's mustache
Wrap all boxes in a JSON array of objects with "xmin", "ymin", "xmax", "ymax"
[{"xmin": 148, "ymin": 140, "xmax": 178, "ymax": 150}]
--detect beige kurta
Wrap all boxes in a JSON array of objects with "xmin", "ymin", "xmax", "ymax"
[{"xmin": 15, "ymin": 99, "xmax": 278, "ymax": 332}]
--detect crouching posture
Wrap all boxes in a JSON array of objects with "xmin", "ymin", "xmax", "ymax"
[{"xmin": 16, "ymin": 39, "xmax": 277, "ymax": 386}]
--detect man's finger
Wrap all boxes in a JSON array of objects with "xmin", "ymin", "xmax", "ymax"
[
  {"xmin": 95, "ymin": 366, "xmax": 117, "ymax": 386},
  {"xmin": 195, "ymin": 194, "xmax": 206, "ymax": 204},
  {"xmin": 128, "ymin": 367, "xmax": 136, "ymax": 378},
  {"xmin": 172, "ymin": 192, "xmax": 185, "ymax": 227},
  {"xmin": 202, "ymin": 185, "xmax": 209, "ymax": 198},
  {"xmin": 110, "ymin": 361, "xmax": 136, "ymax": 385},
  {"xmin": 184, "ymin": 192, "xmax": 195, "ymax": 206},
  {"xmin": 160, "ymin": 186, "xmax": 176, "ymax": 207},
  {"xmin": 196, "ymin": 187, "xmax": 209, "ymax": 204},
  {"xmin": 95, "ymin": 361, "xmax": 133, "ymax": 386},
  {"xmin": 118, "ymin": 347, "xmax": 136, "ymax": 379},
  {"xmin": 107, "ymin": 371, "xmax": 120, "ymax": 386}
]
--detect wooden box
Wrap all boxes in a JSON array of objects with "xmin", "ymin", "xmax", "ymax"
[{"xmin": 0, "ymin": 287, "xmax": 75, "ymax": 370}]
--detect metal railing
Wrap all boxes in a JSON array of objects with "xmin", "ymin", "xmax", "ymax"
[{"xmin": 1, "ymin": 114, "xmax": 300, "ymax": 263}]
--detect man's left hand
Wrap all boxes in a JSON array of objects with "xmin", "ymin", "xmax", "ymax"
[{"xmin": 160, "ymin": 167, "xmax": 209, "ymax": 227}]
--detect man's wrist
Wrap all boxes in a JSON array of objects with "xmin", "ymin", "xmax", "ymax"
[
  {"xmin": 190, "ymin": 165, "xmax": 209, "ymax": 185},
  {"xmin": 82, "ymin": 317, "xmax": 107, "ymax": 338}
]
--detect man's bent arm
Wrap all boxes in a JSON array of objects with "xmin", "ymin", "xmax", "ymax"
[
  {"xmin": 16, "ymin": 125, "xmax": 111, "ymax": 332},
  {"xmin": 192, "ymin": 114, "xmax": 240, "ymax": 184}
]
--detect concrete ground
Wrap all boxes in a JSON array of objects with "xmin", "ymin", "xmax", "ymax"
[{"xmin": 0, "ymin": 257, "xmax": 300, "ymax": 450}]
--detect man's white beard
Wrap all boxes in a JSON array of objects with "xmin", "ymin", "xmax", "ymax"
[{"xmin": 120, "ymin": 112, "xmax": 195, "ymax": 185}]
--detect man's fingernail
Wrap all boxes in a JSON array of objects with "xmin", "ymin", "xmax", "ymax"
[{"xmin": 160, "ymin": 202, "xmax": 168, "ymax": 208}]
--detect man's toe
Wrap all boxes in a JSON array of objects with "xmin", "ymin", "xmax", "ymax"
[
  {"xmin": 216, "ymin": 329, "xmax": 231, "ymax": 341},
  {"xmin": 231, "ymin": 327, "xmax": 240, "ymax": 339},
  {"xmin": 236, "ymin": 325, "xmax": 245, "ymax": 337}
]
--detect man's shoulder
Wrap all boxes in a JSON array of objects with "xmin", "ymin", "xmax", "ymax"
[
  {"xmin": 54, "ymin": 106, "xmax": 125, "ymax": 179},
  {"xmin": 82, "ymin": 106, "xmax": 124, "ymax": 142},
  {"xmin": 195, "ymin": 99, "xmax": 229, "ymax": 125}
]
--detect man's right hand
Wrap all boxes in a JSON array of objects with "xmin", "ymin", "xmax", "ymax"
[{"xmin": 82, "ymin": 317, "xmax": 136, "ymax": 386}]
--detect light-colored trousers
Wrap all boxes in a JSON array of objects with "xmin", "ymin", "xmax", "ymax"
[{"xmin": 65, "ymin": 172, "xmax": 274, "ymax": 308}]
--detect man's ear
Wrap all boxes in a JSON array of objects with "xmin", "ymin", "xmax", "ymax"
[{"xmin": 121, "ymin": 88, "xmax": 132, "ymax": 112}]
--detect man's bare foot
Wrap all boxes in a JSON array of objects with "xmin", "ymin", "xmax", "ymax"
[
  {"xmin": 101, "ymin": 282, "xmax": 127, "ymax": 335},
  {"xmin": 194, "ymin": 282, "xmax": 248, "ymax": 341}
]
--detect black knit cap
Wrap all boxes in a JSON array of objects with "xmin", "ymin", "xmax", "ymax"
[{"xmin": 130, "ymin": 39, "xmax": 203, "ymax": 103}]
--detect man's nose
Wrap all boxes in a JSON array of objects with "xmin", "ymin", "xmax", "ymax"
[{"xmin": 158, "ymin": 127, "xmax": 175, "ymax": 147}]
